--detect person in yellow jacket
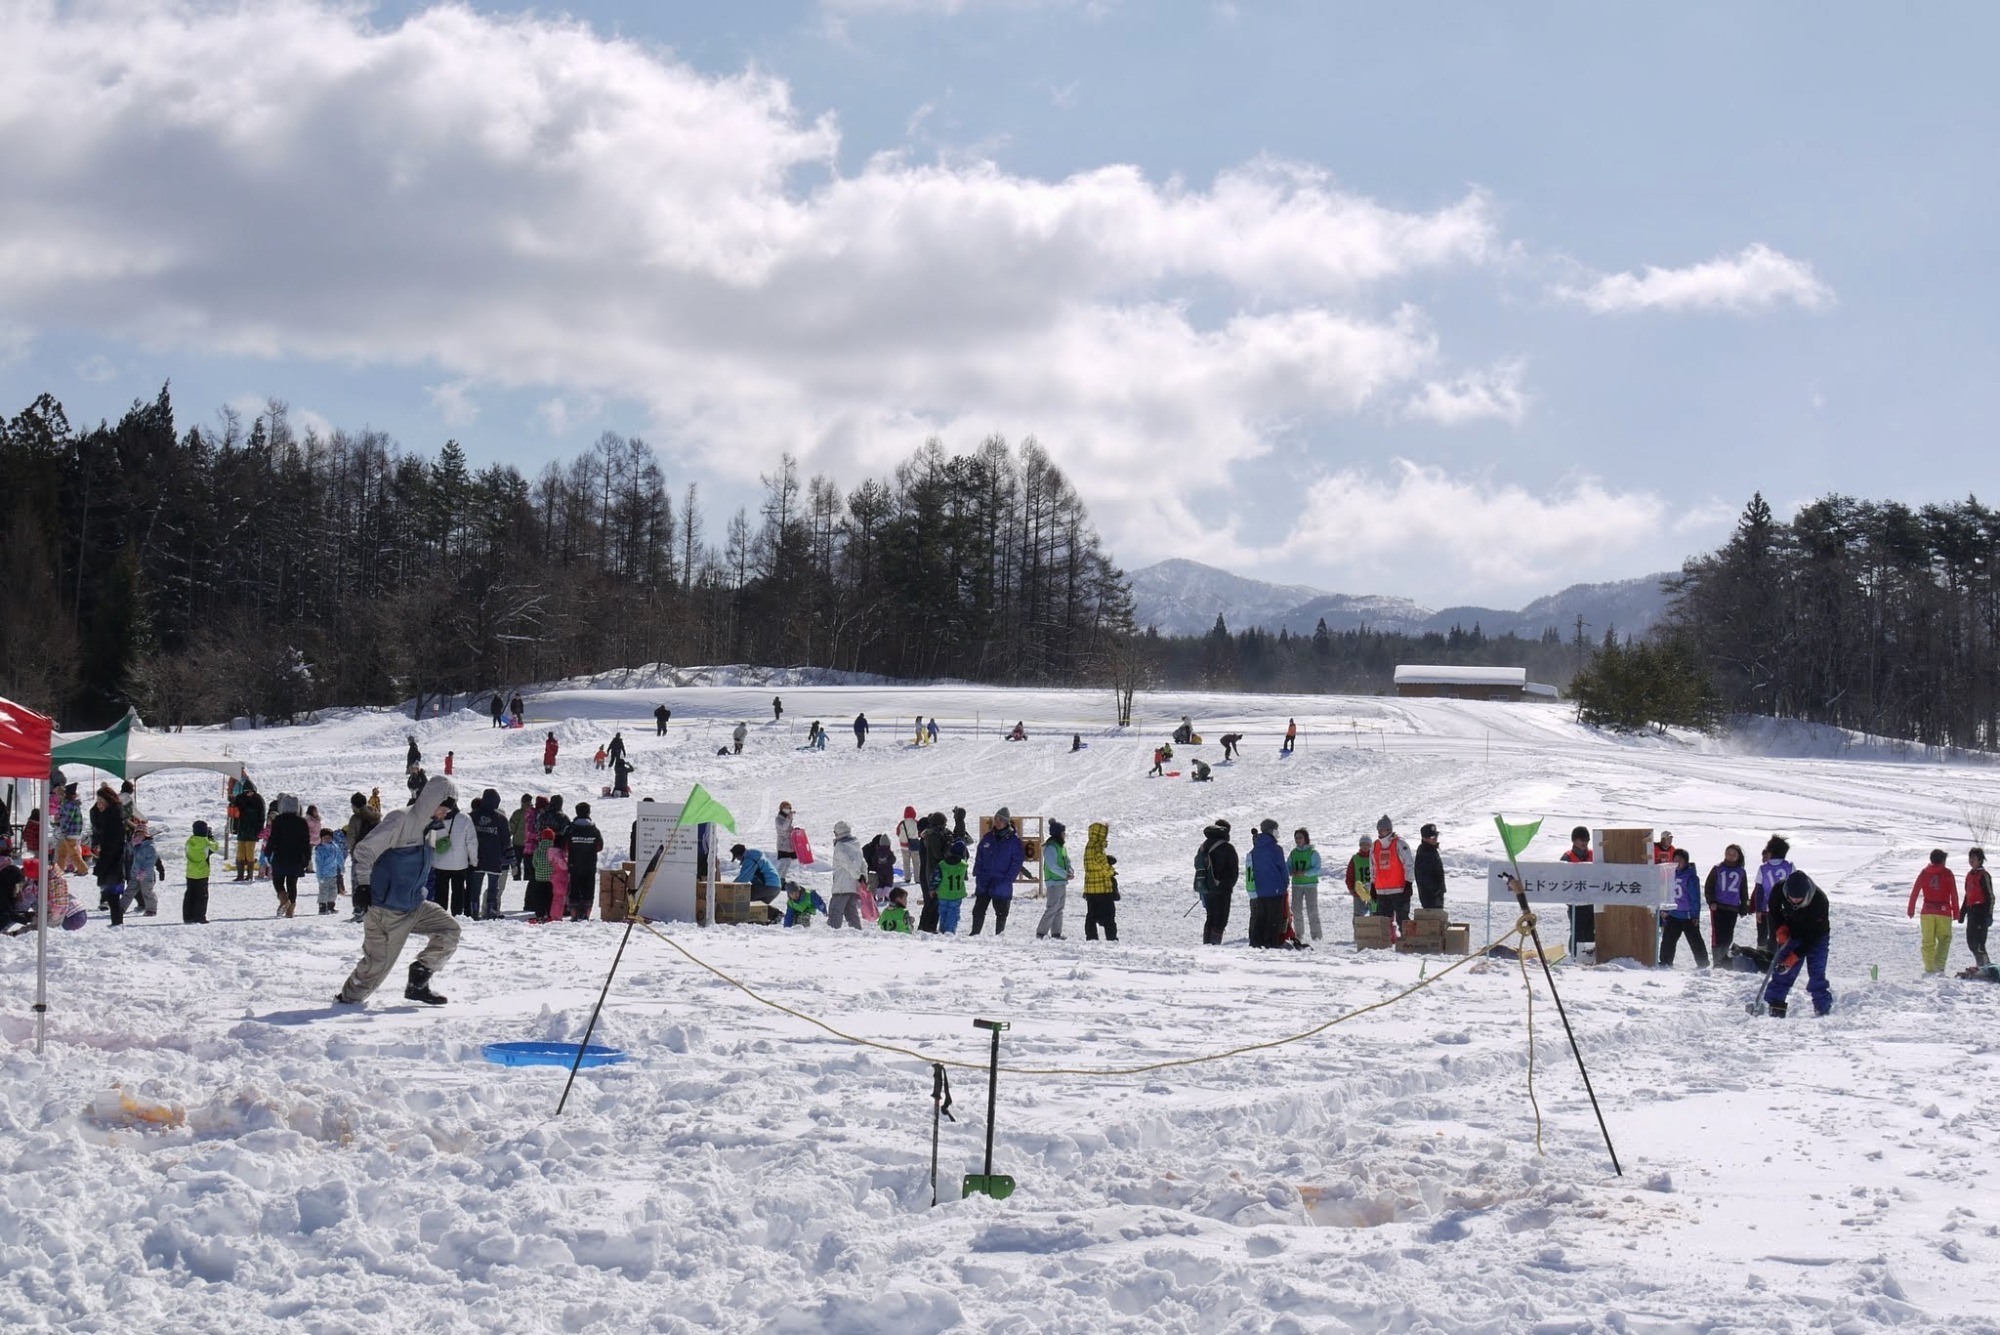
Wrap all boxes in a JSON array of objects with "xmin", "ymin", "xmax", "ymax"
[{"xmin": 1082, "ymin": 821, "xmax": 1119, "ymax": 941}]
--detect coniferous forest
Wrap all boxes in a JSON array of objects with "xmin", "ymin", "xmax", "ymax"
[{"xmin": 0, "ymin": 388, "xmax": 1134, "ymax": 726}]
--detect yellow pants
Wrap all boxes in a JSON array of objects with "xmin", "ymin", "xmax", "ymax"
[
  {"xmin": 237, "ymin": 839, "xmax": 258, "ymax": 872},
  {"xmin": 1921, "ymin": 913, "xmax": 1953, "ymax": 973}
]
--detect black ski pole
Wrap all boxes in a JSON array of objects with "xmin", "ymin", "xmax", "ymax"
[
  {"xmin": 556, "ymin": 912, "xmax": 634, "ymax": 1116},
  {"xmin": 1508, "ymin": 877, "xmax": 1623, "ymax": 1177},
  {"xmin": 929, "ymin": 1062, "xmax": 953, "ymax": 1207}
]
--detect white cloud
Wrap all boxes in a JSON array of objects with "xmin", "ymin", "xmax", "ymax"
[
  {"xmin": 1560, "ymin": 243, "xmax": 1833, "ymax": 315},
  {"xmin": 0, "ymin": 1, "xmax": 1500, "ymax": 565},
  {"xmin": 1403, "ymin": 359, "xmax": 1528, "ymax": 427},
  {"xmin": 1260, "ymin": 461, "xmax": 1708, "ymax": 594},
  {"xmin": 427, "ymin": 378, "xmax": 479, "ymax": 426}
]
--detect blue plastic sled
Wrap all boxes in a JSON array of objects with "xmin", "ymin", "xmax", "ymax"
[{"xmin": 482, "ymin": 1041, "xmax": 628, "ymax": 1068}]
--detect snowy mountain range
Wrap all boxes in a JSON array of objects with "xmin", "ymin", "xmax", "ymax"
[{"xmin": 1127, "ymin": 558, "xmax": 1676, "ymax": 640}]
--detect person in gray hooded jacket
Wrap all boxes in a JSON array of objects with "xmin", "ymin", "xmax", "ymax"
[{"xmin": 335, "ymin": 775, "xmax": 462, "ymax": 1006}]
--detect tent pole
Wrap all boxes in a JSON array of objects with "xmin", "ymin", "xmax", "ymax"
[{"xmin": 35, "ymin": 777, "xmax": 48, "ymax": 1055}]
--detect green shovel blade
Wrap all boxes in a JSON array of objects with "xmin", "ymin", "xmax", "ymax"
[{"xmin": 962, "ymin": 1174, "xmax": 1016, "ymax": 1200}]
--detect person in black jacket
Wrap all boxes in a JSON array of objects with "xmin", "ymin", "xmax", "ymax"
[
  {"xmin": 864, "ymin": 833, "xmax": 898, "ymax": 893},
  {"xmin": 1200, "ymin": 821, "xmax": 1238, "ymax": 945},
  {"xmin": 89, "ymin": 786, "xmax": 130, "ymax": 925},
  {"xmin": 266, "ymin": 794, "xmax": 312, "ymax": 918},
  {"xmin": 654, "ymin": 704, "xmax": 670, "ymax": 735},
  {"xmin": 406, "ymin": 735, "xmax": 422, "ymax": 771},
  {"xmin": 470, "ymin": 788, "xmax": 512, "ymax": 919},
  {"xmin": 919, "ymin": 811, "xmax": 950, "ymax": 933},
  {"xmin": 560, "ymin": 802, "xmax": 604, "ymax": 921},
  {"xmin": 232, "ymin": 781, "xmax": 267, "ymax": 881},
  {"xmin": 1762, "ymin": 869, "xmax": 1833, "ymax": 1017},
  {"xmin": 1414, "ymin": 823, "xmax": 1447, "ymax": 910}
]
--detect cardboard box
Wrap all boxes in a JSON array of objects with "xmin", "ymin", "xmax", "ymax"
[
  {"xmin": 712, "ymin": 883, "xmax": 752, "ymax": 925},
  {"xmin": 597, "ymin": 868, "xmax": 631, "ymax": 922},
  {"xmin": 1413, "ymin": 907, "xmax": 1450, "ymax": 924},
  {"xmin": 1354, "ymin": 917, "xmax": 1395, "ymax": 949},
  {"xmin": 1443, "ymin": 924, "xmax": 1471, "ymax": 955},
  {"xmin": 745, "ymin": 902, "xmax": 778, "ymax": 924}
]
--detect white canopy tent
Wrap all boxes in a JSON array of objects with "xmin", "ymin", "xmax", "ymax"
[{"xmin": 51, "ymin": 717, "xmax": 245, "ymax": 782}]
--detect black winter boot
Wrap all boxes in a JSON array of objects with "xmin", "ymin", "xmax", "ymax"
[
  {"xmin": 404, "ymin": 962, "xmax": 447, "ymax": 1006},
  {"xmin": 1765, "ymin": 1000, "xmax": 1787, "ymax": 1018}
]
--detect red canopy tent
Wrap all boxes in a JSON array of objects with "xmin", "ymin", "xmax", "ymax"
[{"xmin": 0, "ymin": 697, "xmax": 56, "ymax": 1054}]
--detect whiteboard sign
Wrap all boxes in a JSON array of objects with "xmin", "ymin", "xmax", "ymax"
[
  {"xmin": 1486, "ymin": 861, "xmax": 1674, "ymax": 906},
  {"xmin": 634, "ymin": 800, "xmax": 720, "ymax": 924}
]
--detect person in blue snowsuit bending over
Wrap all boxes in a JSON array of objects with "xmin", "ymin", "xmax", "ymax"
[
  {"xmin": 1763, "ymin": 868, "xmax": 1833, "ymax": 1017},
  {"xmin": 730, "ymin": 844, "xmax": 784, "ymax": 905}
]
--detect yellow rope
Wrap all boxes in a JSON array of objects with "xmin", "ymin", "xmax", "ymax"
[
  {"xmin": 1512, "ymin": 911, "xmax": 1546, "ymax": 1154},
  {"xmin": 635, "ymin": 918, "xmax": 1529, "ymax": 1078}
]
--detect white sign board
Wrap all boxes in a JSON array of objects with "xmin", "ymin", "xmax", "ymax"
[
  {"xmin": 1486, "ymin": 860, "xmax": 1674, "ymax": 907},
  {"xmin": 634, "ymin": 800, "xmax": 720, "ymax": 924}
]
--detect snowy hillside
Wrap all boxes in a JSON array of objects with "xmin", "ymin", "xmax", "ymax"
[
  {"xmin": 5, "ymin": 682, "xmax": 1998, "ymax": 1332},
  {"xmin": 1131, "ymin": 558, "xmax": 1676, "ymax": 640}
]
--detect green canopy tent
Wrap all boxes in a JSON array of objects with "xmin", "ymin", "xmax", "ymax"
[{"xmin": 52, "ymin": 710, "xmax": 244, "ymax": 782}]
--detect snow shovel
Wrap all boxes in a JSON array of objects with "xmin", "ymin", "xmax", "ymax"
[{"xmin": 962, "ymin": 1018, "xmax": 1016, "ymax": 1201}]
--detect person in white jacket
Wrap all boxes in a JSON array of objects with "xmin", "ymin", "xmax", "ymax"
[
  {"xmin": 826, "ymin": 821, "xmax": 866, "ymax": 929},
  {"xmin": 429, "ymin": 796, "xmax": 478, "ymax": 918},
  {"xmin": 897, "ymin": 806, "xmax": 923, "ymax": 882}
]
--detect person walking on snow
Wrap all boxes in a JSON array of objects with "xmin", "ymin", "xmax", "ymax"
[
  {"xmin": 971, "ymin": 808, "xmax": 1025, "ymax": 935},
  {"xmin": 1282, "ymin": 720, "xmax": 1297, "ymax": 756},
  {"xmin": 509, "ymin": 693, "xmax": 525, "ymax": 726},
  {"xmin": 1659, "ymin": 849, "xmax": 1710, "ymax": 968},
  {"xmin": 853, "ymin": 714, "xmax": 870, "ymax": 748},
  {"xmin": 732, "ymin": 721, "xmax": 748, "ymax": 755},
  {"xmin": 1762, "ymin": 869, "xmax": 1833, "ymax": 1017},
  {"xmin": 1909, "ymin": 848, "xmax": 1960, "ymax": 974},
  {"xmin": 471, "ymin": 789, "xmax": 512, "ymax": 919},
  {"xmin": 1036, "ymin": 821, "xmax": 1071, "ymax": 939},
  {"xmin": 772, "ymin": 696, "xmax": 783, "ymax": 723},
  {"xmin": 1705, "ymin": 844, "xmax": 1751, "ymax": 957},
  {"xmin": 335, "ymin": 775, "xmax": 462, "ymax": 1007},
  {"xmin": 1370, "ymin": 816, "xmax": 1416, "ymax": 935},
  {"xmin": 654, "ymin": 704, "xmax": 670, "ymax": 736},
  {"xmin": 490, "ymin": 693, "xmax": 506, "ymax": 728},
  {"xmin": 429, "ymin": 795, "xmax": 477, "ymax": 917},
  {"xmin": 314, "ymin": 829, "xmax": 345, "ymax": 914},
  {"xmin": 774, "ymin": 801, "xmax": 799, "ymax": 884},
  {"xmin": 927, "ymin": 718, "xmax": 939, "ymax": 745},
  {"xmin": 608, "ymin": 732, "xmax": 626, "ymax": 767},
  {"xmin": 1289, "ymin": 829, "xmax": 1323, "ymax": 941},
  {"xmin": 267, "ymin": 795, "xmax": 311, "ymax": 918},
  {"xmin": 1963, "ymin": 847, "xmax": 1993, "ymax": 970},
  {"xmin": 542, "ymin": 732, "xmax": 559, "ymax": 775},
  {"xmin": 1415, "ymin": 823, "xmax": 1447, "ymax": 911},
  {"xmin": 1082, "ymin": 822, "xmax": 1117, "ymax": 941},
  {"xmin": 406, "ymin": 735, "xmax": 421, "ymax": 772},
  {"xmin": 826, "ymin": 822, "xmax": 866, "ymax": 929}
]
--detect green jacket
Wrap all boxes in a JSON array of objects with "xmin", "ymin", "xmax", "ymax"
[
  {"xmin": 185, "ymin": 835, "xmax": 219, "ymax": 880},
  {"xmin": 879, "ymin": 904, "xmax": 914, "ymax": 933},
  {"xmin": 936, "ymin": 859, "xmax": 969, "ymax": 901}
]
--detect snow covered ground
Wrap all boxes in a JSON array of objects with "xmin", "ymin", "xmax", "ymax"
[{"xmin": 5, "ymin": 684, "xmax": 1998, "ymax": 1333}]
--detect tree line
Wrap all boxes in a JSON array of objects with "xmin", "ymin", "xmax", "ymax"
[
  {"xmin": 1659, "ymin": 492, "xmax": 2000, "ymax": 749},
  {"xmin": 1140, "ymin": 616, "xmax": 1579, "ymax": 696},
  {"xmin": 0, "ymin": 387, "xmax": 1134, "ymax": 727}
]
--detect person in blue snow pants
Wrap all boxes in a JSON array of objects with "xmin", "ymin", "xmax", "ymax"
[{"xmin": 1763, "ymin": 868, "xmax": 1833, "ymax": 1017}]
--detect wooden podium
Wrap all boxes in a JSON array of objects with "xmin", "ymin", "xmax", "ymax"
[{"xmin": 1594, "ymin": 827, "xmax": 1658, "ymax": 966}]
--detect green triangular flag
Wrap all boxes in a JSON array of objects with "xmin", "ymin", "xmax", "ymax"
[
  {"xmin": 677, "ymin": 782, "xmax": 736, "ymax": 832},
  {"xmin": 1494, "ymin": 814, "xmax": 1542, "ymax": 862}
]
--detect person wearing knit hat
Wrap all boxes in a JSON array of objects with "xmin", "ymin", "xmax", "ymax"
[
  {"xmin": 826, "ymin": 821, "xmax": 866, "ymax": 929},
  {"xmin": 972, "ymin": 808, "xmax": 1025, "ymax": 936},
  {"xmin": 1247, "ymin": 820, "xmax": 1290, "ymax": 947},
  {"xmin": 1415, "ymin": 823, "xmax": 1447, "ymax": 911}
]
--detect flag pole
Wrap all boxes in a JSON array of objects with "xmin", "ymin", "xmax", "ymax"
[
  {"xmin": 556, "ymin": 838, "xmax": 668, "ymax": 1116},
  {"xmin": 1498, "ymin": 818, "xmax": 1621, "ymax": 1177},
  {"xmin": 35, "ymin": 777, "xmax": 49, "ymax": 1055}
]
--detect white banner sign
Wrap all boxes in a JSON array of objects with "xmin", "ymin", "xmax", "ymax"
[{"xmin": 1486, "ymin": 860, "xmax": 1674, "ymax": 906}]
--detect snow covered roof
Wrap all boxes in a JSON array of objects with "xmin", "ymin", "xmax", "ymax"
[
  {"xmin": 1393, "ymin": 665, "xmax": 1528, "ymax": 687},
  {"xmin": 1525, "ymin": 681, "xmax": 1559, "ymax": 699}
]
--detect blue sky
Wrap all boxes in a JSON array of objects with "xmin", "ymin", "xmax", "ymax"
[{"xmin": 3, "ymin": 1, "xmax": 1990, "ymax": 604}]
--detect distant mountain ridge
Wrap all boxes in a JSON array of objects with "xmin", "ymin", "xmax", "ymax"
[{"xmin": 1128, "ymin": 558, "xmax": 1675, "ymax": 640}]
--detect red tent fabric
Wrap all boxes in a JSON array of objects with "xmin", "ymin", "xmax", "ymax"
[{"xmin": 0, "ymin": 697, "xmax": 55, "ymax": 779}]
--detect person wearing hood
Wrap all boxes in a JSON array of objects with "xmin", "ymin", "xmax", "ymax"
[
  {"xmin": 231, "ymin": 780, "xmax": 266, "ymax": 881},
  {"xmin": 1761, "ymin": 868, "xmax": 1833, "ymax": 1017},
  {"xmin": 471, "ymin": 789, "xmax": 513, "ymax": 919},
  {"xmin": 128, "ymin": 821, "xmax": 163, "ymax": 918},
  {"xmin": 430, "ymin": 794, "xmax": 478, "ymax": 917},
  {"xmin": 561, "ymin": 802, "xmax": 604, "ymax": 921},
  {"xmin": 314, "ymin": 827, "xmax": 346, "ymax": 914},
  {"xmin": 853, "ymin": 713, "xmax": 870, "ymax": 748},
  {"xmin": 919, "ymin": 811, "xmax": 950, "ymax": 933},
  {"xmin": 1248, "ymin": 820, "xmax": 1291, "ymax": 948},
  {"xmin": 897, "ymin": 806, "xmax": 923, "ymax": 882},
  {"xmin": 406, "ymin": 735, "xmax": 421, "ymax": 771},
  {"xmin": 1082, "ymin": 822, "xmax": 1117, "ymax": 942},
  {"xmin": 509, "ymin": 793, "xmax": 534, "ymax": 880},
  {"xmin": 336, "ymin": 775, "xmax": 462, "ymax": 1006},
  {"xmin": 267, "ymin": 794, "xmax": 312, "ymax": 918},
  {"xmin": 951, "ymin": 807, "xmax": 970, "ymax": 844},
  {"xmin": 542, "ymin": 732, "xmax": 559, "ymax": 775},
  {"xmin": 972, "ymin": 808, "xmax": 1026, "ymax": 936},
  {"xmin": 732, "ymin": 721, "xmax": 748, "ymax": 755},
  {"xmin": 827, "ymin": 821, "xmax": 866, "ymax": 928},
  {"xmin": 1198, "ymin": 821, "xmax": 1238, "ymax": 945},
  {"xmin": 345, "ymin": 792, "xmax": 381, "ymax": 920},
  {"xmin": 183, "ymin": 820, "xmax": 219, "ymax": 924},
  {"xmin": 1036, "ymin": 820, "xmax": 1072, "ymax": 939}
]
